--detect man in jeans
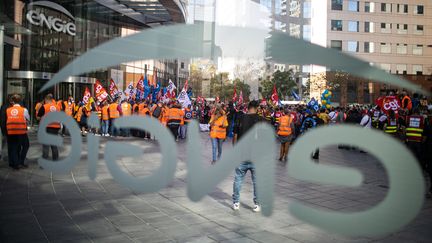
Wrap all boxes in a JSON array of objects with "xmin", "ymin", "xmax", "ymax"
[{"xmin": 232, "ymin": 100, "xmax": 264, "ymax": 212}]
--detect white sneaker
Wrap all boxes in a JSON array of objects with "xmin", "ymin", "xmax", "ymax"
[
  {"xmin": 232, "ymin": 203, "xmax": 240, "ymax": 211},
  {"xmin": 253, "ymin": 204, "xmax": 261, "ymax": 212}
]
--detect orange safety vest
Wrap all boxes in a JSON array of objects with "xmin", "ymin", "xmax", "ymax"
[
  {"xmin": 210, "ymin": 115, "xmax": 228, "ymax": 139},
  {"xmin": 75, "ymin": 107, "xmax": 83, "ymax": 122},
  {"xmin": 57, "ymin": 100, "xmax": 63, "ymax": 111},
  {"xmin": 108, "ymin": 103, "xmax": 120, "ymax": 119},
  {"xmin": 277, "ymin": 115, "xmax": 292, "ymax": 136},
  {"xmin": 165, "ymin": 108, "xmax": 184, "ymax": 126},
  {"xmin": 96, "ymin": 107, "xmax": 102, "ymax": 119},
  {"xmin": 6, "ymin": 105, "xmax": 27, "ymax": 135},
  {"xmin": 121, "ymin": 103, "xmax": 132, "ymax": 116},
  {"xmin": 402, "ymin": 96, "xmax": 412, "ymax": 110},
  {"xmin": 43, "ymin": 103, "xmax": 61, "ymax": 129},
  {"xmin": 138, "ymin": 104, "xmax": 150, "ymax": 116},
  {"xmin": 102, "ymin": 105, "xmax": 109, "ymax": 121},
  {"xmin": 63, "ymin": 101, "xmax": 74, "ymax": 116}
]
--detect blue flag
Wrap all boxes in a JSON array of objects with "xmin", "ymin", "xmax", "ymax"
[
  {"xmin": 291, "ymin": 90, "xmax": 300, "ymax": 101},
  {"xmin": 143, "ymin": 74, "xmax": 151, "ymax": 99},
  {"xmin": 187, "ymin": 87, "xmax": 193, "ymax": 99},
  {"xmin": 152, "ymin": 81, "xmax": 161, "ymax": 102}
]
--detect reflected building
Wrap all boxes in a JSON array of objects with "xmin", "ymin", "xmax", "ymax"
[
  {"xmin": 1, "ymin": 0, "xmax": 188, "ymax": 124},
  {"xmin": 257, "ymin": 0, "xmax": 432, "ymax": 103}
]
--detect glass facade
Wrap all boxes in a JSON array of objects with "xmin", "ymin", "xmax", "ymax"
[{"xmin": 1, "ymin": 0, "xmax": 188, "ymax": 123}]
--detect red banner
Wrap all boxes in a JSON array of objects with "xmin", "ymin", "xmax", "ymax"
[
  {"xmin": 83, "ymin": 87, "xmax": 91, "ymax": 105},
  {"xmin": 232, "ymin": 87, "xmax": 237, "ymax": 102},
  {"xmin": 376, "ymin": 96, "xmax": 400, "ymax": 113},
  {"xmin": 109, "ymin": 79, "xmax": 119, "ymax": 97},
  {"xmin": 94, "ymin": 80, "xmax": 108, "ymax": 103},
  {"xmin": 271, "ymin": 85, "xmax": 279, "ymax": 105},
  {"xmin": 238, "ymin": 90, "xmax": 244, "ymax": 105}
]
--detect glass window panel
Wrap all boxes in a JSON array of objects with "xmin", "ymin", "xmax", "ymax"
[
  {"xmin": 331, "ymin": 20, "xmax": 343, "ymax": 31},
  {"xmin": 365, "ymin": 2, "xmax": 375, "ymax": 12},
  {"xmin": 331, "ymin": 0, "xmax": 343, "ymax": 10},
  {"xmin": 380, "ymin": 43, "xmax": 391, "ymax": 53},
  {"xmin": 348, "ymin": 41, "xmax": 359, "ymax": 52},
  {"xmin": 348, "ymin": 0, "xmax": 359, "ymax": 12},
  {"xmin": 348, "ymin": 21, "xmax": 359, "ymax": 32},
  {"xmin": 330, "ymin": 40, "xmax": 342, "ymax": 50},
  {"xmin": 413, "ymin": 45, "xmax": 423, "ymax": 55}
]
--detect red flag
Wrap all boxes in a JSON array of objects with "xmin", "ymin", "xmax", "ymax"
[
  {"xmin": 271, "ymin": 85, "xmax": 279, "ymax": 105},
  {"xmin": 183, "ymin": 79, "xmax": 188, "ymax": 91},
  {"xmin": 376, "ymin": 96, "xmax": 400, "ymax": 114},
  {"xmin": 260, "ymin": 98, "xmax": 267, "ymax": 106},
  {"xmin": 136, "ymin": 75, "xmax": 144, "ymax": 91},
  {"xmin": 109, "ymin": 79, "xmax": 119, "ymax": 97},
  {"xmin": 82, "ymin": 87, "xmax": 92, "ymax": 105},
  {"xmin": 238, "ymin": 90, "xmax": 244, "ymax": 105},
  {"xmin": 232, "ymin": 87, "xmax": 238, "ymax": 102},
  {"xmin": 94, "ymin": 80, "xmax": 108, "ymax": 103},
  {"xmin": 157, "ymin": 89, "xmax": 162, "ymax": 101}
]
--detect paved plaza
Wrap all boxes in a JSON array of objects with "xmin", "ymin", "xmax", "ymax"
[{"xmin": 0, "ymin": 130, "xmax": 431, "ymax": 243}]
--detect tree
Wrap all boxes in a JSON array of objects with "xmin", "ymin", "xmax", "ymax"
[
  {"xmin": 260, "ymin": 70, "xmax": 296, "ymax": 99},
  {"xmin": 214, "ymin": 79, "xmax": 251, "ymax": 103}
]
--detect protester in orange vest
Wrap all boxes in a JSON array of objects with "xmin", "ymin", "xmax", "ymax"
[
  {"xmin": 60, "ymin": 96, "xmax": 75, "ymax": 136},
  {"xmin": 165, "ymin": 102, "xmax": 184, "ymax": 142},
  {"xmin": 80, "ymin": 104, "xmax": 90, "ymax": 135},
  {"xmin": 277, "ymin": 107, "xmax": 295, "ymax": 163},
  {"xmin": 401, "ymin": 92, "xmax": 412, "ymax": 111},
  {"xmin": 37, "ymin": 94, "xmax": 60, "ymax": 162},
  {"xmin": 35, "ymin": 101, "xmax": 43, "ymax": 121},
  {"xmin": 5, "ymin": 94, "xmax": 30, "ymax": 170},
  {"xmin": 138, "ymin": 101, "xmax": 152, "ymax": 139},
  {"xmin": 101, "ymin": 101, "xmax": 110, "ymax": 136},
  {"xmin": 108, "ymin": 99, "xmax": 120, "ymax": 136},
  {"xmin": 120, "ymin": 100, "xmax": 132, "ymax": 136},
  {"xmin": 151, "ymin": 101, "xmax": 164, "ymax": 121},
  {"xmin": 209, "ymin": 106, "xmax": 228, "ymax": 164}
]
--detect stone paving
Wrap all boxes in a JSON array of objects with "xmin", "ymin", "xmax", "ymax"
[{"xmin": 0, "ymin": 130, "xmax": 431, "ymax": 243}]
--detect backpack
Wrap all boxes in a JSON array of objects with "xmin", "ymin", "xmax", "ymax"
[{"xmin": 152, "ymin": 106, "xmax": 162, "ymax": 118}]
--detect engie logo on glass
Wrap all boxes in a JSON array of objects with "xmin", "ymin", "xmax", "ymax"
[
  {"xmin": 26, "ymin": 1, "xmax": 76, "ymax": 36},
  {"xmin": 38, "ymin": 19, "xmax": 429, "ymax": 238}
]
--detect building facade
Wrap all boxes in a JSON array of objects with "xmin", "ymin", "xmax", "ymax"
[
  {"xmin": 1, "ymin": 0, "xmax": 188, "ymax": 123},
  {"xmin": 255, "ymin": 0, "xmax": 432, "ymax": 102}
]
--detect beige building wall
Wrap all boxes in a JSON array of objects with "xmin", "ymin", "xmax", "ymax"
[{"xmin": 327, "ymin": 0, "xmax": 432, "ymax": 75}]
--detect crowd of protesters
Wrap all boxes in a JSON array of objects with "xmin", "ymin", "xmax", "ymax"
[{"xmin": 0, "ymin": 90, "xmax": 431, "ymax": 211}]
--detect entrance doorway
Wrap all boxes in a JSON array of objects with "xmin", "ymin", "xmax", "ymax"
[
  {"xmin": 5, "ymin": 71, "xmax": 96, "ymax": 125},
  {"xmin": 6, "ymin": 78, "xmax": 55, "ymax": 124}
]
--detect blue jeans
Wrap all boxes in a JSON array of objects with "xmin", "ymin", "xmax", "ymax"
[
  {"xmin": 211, "ymin": 138, "xmax": 223, "ymax": 162},
  {"xmin": 179, "ymin": 124, "xmax": 187, "ymax": 139},
  {"xmin": 232, "ymin": 162, "xmax": 258, "ymax": 204},
  {"xmin": 110, "ymin": 119, "xmax": 118, "ymax": 136},
  {"xmin": 102, "ymin": 120, "xmax": 110, "ymax": 134}
]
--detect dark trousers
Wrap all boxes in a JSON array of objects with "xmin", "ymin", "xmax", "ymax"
[
  {"xmin": 312, "ymin": 149, "xmax": 319, "ymax": 159},
  {"xmin": 42, "ymin": 128, "xmax": 59, "ymax": 161},
  {"xmin": 407, "ymin": 141, "xmax": 424, "ymax": 169},
  {"xmin": 168, "ymin": 125, "xmax": 180, "ymax": 139},
  {"xmin": 7, "ymin": 134, "xmax": 29, "ymax": 167}
]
